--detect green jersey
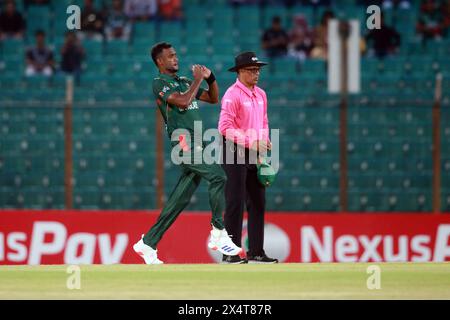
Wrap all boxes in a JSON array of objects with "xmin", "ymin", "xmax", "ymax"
[{"xmin": 152, "ymin": 73, "xmax": 205, "ymax": 142}]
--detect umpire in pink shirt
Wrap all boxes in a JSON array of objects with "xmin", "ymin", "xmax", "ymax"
[{"xmin": 218, "ymin": 52, "xmax": 278, "ymax": 264}]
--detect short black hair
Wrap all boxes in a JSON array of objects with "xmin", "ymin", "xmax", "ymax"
[
  {"xmin": 35, "ymin": 29, "xmax": 45, "ymax": 37},
  {"xmin": 151, "ymin": 42, "xmax": 172, "ymax": 66},
  {"xmin": 65, "ymin": 30, "xmax": 77, "ymax": 39},
  {"xmin": 272, "ymin": 16, "xmax": 281, "ymax": 24},
  {"xmin": 321, "ymin": 10, "xmax": 335, "ymax": 24}
]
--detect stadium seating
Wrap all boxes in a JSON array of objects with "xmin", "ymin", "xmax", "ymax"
[{"xmin": 0, "ymin": 0, "xmax": 449, "ymax": 212}]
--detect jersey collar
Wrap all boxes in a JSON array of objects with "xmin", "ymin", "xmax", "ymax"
[
  {"xmin": 235, "ymin": 79, "xmax": 257, "ymax": 98},
  {"xmin": 159, "ymin": 72, "xmax": 180, "ymax": 81}
]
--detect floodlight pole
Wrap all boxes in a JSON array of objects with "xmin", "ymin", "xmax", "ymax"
[
  {"xmin": 339, "ymin": 20, "xmax": 350, "ymax": 213},
  {"xmin": 64, "ymin": 76, "xmax": 74, "ymax": 209},
  {"xmin": 432, "ymin": 73, "xmax": 442, "ymax": 214}
]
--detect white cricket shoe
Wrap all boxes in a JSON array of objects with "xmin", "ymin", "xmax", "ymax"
[
  {"xmin": 133, "ymin": 235, "xmax": 163, "ymax": 265},
  {"xmin": 208, "ymin": 226, "xmax": 242, "ymax": 256}
]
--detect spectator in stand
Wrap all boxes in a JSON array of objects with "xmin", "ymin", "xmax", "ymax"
[
  {"xmin": 282, "ymin": 0, "xmax": 296, "ymax": 7},
  {"xmin": 301, "ymin": 0, "xmax": 332, "ymax": 6},
  {"xmin": 80, "ymin": 0, "xmax": 105, "ymax": 41},
  {"xmin": 261, "ymin": 16, "xmax": 289, "ymax": 58},
  {"xmin": 382, "ymin": 0, "xmax": 411, "ymax": 9},
  {"xmin": 365, "ymin": 14, "xmax": 401, "ymax": 59},
  {"xmin": 230, "ymin": 0, "xmax": 258, "ymax": 6},
  {"xmin": 25, "ymin": 30, "xmax": 54, "ymax": 77},
  {"xmin": 24, "ymin": 0, "xmax": 50, "ymax": 7},
  {"xmin": 257, "ymin": 0, "xmax": 294, "ymax": 6},
  {"xmin": 105, "ymin": 0, "xmax": 131, "ymax": 41},
  {"xmin": 288, "ymin": 14, "xmax": 313, "ymax": 62},
  {"xmin": 416, "ymin": 0, "xmax": 444, "ymax": 41},
  {"xmin": 310, "ymin": 9, "xmax": 334, "ymax": 60},
  {"xmin": 443, "ymin": 0, "xmax": 450, "ymax": 35},
  {"xmin": 159, "ymin": 0, "xmax": 182, "ymax": 20},
  {"xmin": 356, "ymin": 0, "xmax": 410, "ymax": 9},
  {"xmin": 0, "ymin": 0, "xmax": 25, "ymax": 40},
  {"xmin": 60, "ymin": 31, "xmax": 85, "ymax": 84},
  {"xmin": 124, "ymin": 0, "xmax": 157, "ymax": 21}
]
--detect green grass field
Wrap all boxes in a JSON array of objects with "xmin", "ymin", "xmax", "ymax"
[{"xmin": 0, "ymin": 263, "xmax": 449, "ymax": 300}]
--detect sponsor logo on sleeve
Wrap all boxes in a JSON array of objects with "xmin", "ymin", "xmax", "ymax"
[{"xmin": 159, "ymin": 86, "xmax": 171, "ymax": 97}]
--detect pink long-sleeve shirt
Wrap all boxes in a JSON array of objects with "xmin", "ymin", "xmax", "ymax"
[{"xmin": 218, "ymin": 79, "xmax": 270, "ymax": 148}]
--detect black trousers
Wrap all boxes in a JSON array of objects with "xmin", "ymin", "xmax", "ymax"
[{"xmin": 221, "ymin": 137, "xmax": 266, "ymax": 257}]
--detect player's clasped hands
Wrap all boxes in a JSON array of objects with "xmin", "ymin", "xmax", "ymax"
[{"xmin": 191, "ymin": 64, "xmax": 211, "ymax": 80}]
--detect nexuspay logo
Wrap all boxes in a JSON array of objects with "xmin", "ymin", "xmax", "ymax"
[
  {"xmin": 301, "ymin": 224, "xmax": 450, "ymax": 262},
  {"xmin": 0, "ymin": 221, "xmax": 128, "ymax": 265}
]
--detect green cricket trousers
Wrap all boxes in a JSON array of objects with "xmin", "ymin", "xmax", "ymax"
[{"xmin": 143, "ymin": 161, "xmax": 227, "ymax": 249}]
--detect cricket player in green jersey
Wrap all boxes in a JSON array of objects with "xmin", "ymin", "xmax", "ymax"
[{"xmin": 133, "ymin": 42, "xmax": 242, "ymax": 264}]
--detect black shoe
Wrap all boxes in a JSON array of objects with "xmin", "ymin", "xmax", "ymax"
[
  {"xmin": 222, "ymin": 255, "xmax": 248, "ymax": 264},
  {"xmin": 247, "ymin": 254, "xmax": 279, "ymax": 264}
]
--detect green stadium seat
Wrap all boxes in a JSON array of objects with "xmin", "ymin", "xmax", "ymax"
[
  {"xmin": 105, "ymin": 40, "xmax": 131, "ymax": 57},
  {"xmin": 82, "ymin": 39, "xmax": 104, "ymax": 60},
  {"xmin": 1, "ymin": 39, "xmax": 25, "ymax": 59},
  {"xmin": 262, "ymin": 5, "xmax": 288, "ymax": 29},
  {"xmin": 133, "ymin": 21, "xmax": 156, "ymax": 41},
  {"xmin": 25, "ymin": 6, "xmax": 52, "ymax": 41}
]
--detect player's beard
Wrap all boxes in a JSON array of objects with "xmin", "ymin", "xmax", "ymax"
[{"xmin": 167, "ymin": 65, "xmax": 179, "ymax": 73}]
